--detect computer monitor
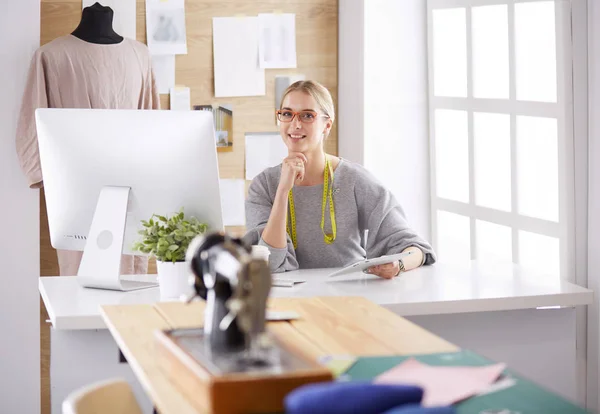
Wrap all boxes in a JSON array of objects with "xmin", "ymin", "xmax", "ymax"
[{"xmin": 36, "ymin": 108, "xmax": 223, "ymax": 291}]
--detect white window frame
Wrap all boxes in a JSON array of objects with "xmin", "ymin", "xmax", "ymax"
[{"xmin": 427, "ymin": 0, "xmax": 575, "ymax": 280}]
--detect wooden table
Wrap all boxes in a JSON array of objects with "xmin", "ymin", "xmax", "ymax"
[{"xmin": 101, "ymin": 296, "xmax": 458, "ymax": 414}]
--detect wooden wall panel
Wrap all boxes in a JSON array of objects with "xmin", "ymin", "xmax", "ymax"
[
  {"xmin": 40, "ymin": 0, "xmax": 338, "ymax": 276},
  {"xmin": 39, "ymin": 1, "xmax": 337, "ymax": 413}
]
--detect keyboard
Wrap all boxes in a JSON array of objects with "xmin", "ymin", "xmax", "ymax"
[{"xmin": 119, "ymin": 280, "xmax": 158, "ymax": 291}]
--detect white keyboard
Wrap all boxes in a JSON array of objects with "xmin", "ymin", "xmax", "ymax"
[{"xmin": 119, "ymin": 280, "xmax": 158, "ymax": 291}]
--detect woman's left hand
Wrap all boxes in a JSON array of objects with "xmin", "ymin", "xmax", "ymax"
[{"xmin": 367, "ymin": 261, "xmax": 400, "ymax": 279}]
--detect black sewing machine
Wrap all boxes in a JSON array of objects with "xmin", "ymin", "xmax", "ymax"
[{"xmin": 153, "ymin": 232, "xmax": 332, "ymax": 414}]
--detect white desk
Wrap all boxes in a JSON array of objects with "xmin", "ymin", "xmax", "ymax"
[
  {"xmin": 39, "ymin": 261, "xmax": 593, "ymax": 413},
  {"xmin": 40, "ymin": 261, "xmax": 591, "ymax": 329}
]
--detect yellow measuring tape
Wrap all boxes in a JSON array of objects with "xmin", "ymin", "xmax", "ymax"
[{"xmin": 287, "ymin": 157, "xmax": 337, "ymax": 249}]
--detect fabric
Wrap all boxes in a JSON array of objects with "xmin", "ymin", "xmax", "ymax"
[
  {"xmin": 284, "ymin": 382, "xmax": 423, "ymax": 414},
  {"xmin": 17, "ymin": 34, "xmax": 159, "ymax": 276},
  {"xmin": 380, "ymin": 404, "xmax": 456, "ymax": 414},
  {"xmin": 375, "ymin": 358, "xmax": 505, "ymax": 407},
  {"xmin": 244, "ymin": 159, "xmax": 436, "ymax": 273}
]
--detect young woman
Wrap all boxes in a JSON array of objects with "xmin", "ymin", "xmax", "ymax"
[{"xmin": 244, "ymin": 80, "xmax": 435, "ymax": 279}]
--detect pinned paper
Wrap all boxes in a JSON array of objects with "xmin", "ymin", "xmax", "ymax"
[
  {"xmin": 146, "ymin": 0, "xmax": 188, "ymax": 55},
  {"xmin": 83, "ymin": 0, "xmax": 136, "ymax": 40},
  {"xmin": 375, "ymin": 358, "xmax": 506, "ymax": 407},
  {"xmin": 213, "ymin": 17, "xmax": 265, "ymax": 97},
  {"xmin": 152, "ymin": 55, "xmax": 176, "ymax": 94},
  {"xmin": 258, "ymin": 13, "xmax": 297, "ymax": 69},
  {"xmin": 245, "ymin": 132, "xmax": 288, "ymax": 180},
  {"xmin": 219, "ymin": 179, "xmax": 245, "ymax": 226},
  {"xmin": 169, "ymin": 86, "xmax": 190, "ymax": 110}
]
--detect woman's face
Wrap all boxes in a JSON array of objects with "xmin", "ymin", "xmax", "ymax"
[{"xmin": 279, "ymin": 91, "xmax": 332, "ymax": 155}]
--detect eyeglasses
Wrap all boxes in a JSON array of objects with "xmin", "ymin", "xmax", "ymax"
[{"xmin": 276, "ymin": 109, "xmax": 329, "ymax": 124}]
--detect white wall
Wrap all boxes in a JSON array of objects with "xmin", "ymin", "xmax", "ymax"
[
  {"xmin": 587, "ymin": 0, "xmax": 600, "ymax": 410},
  {"xmin": 0, "ymin": 2, "xmax": 41, "ymax": 413},
  {"xmin": 339, "ymin": 0, "xmax": 431, "ymax": 240},
  {"xmin": 569, "ymin": 0, "xmax": 590, "ymax": 408},
  {"xmin": 338, "ymin": 0, "xmax": 365, "ymax": 165}
]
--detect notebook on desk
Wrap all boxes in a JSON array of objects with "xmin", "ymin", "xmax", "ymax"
[{"xmin": 272, "ymin": 278, "xmax": 306, "ymax": 288}]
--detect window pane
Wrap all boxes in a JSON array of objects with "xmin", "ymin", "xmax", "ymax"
[
  {"xmin": 517, "ymin": 116, "xmax": 559, "ymax": 221},
  {"xmin": 432, "ymin": 8, "xmax": 467, "ymax": 97},
  {"xmin": 472, "ymin": 5, "xmax": 509, "ymax": 99},
  {"xmin": 474, "ymin": 112, "xmax": 511, "ymax": 211},
  {"xmin": 437, "ymin": 210, "xmax": 471, "ymax": 262},
  {"xmin": 476, "ymin": 220, "xmax": 512, "ymax": 263},
  {"xmin": 435, "ymin": 110, "xmax": 469, "ymax": 203},
  {"xmin": 515, "ymin": 2, "xmax": 557, "ymax": 102},
  {"xmin": 519, "ymin": 230, "xmax": 559, "ymax": 278}
]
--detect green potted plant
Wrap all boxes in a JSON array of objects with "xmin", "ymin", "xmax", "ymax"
[{"xmin": 133, "ymin": 209, "xmax": 208, "ymax": 299}]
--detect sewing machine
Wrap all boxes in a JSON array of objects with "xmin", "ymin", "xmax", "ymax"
[{"xmin": 154, "ymin": 232, "xmax": 332, "ymax": 414}]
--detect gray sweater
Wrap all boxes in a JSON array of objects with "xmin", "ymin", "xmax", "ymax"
[{"xmin": 244, "ymin": 159, "xmax": 436, "ymax": 273}]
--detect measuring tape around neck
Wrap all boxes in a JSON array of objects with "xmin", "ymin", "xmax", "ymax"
[{"xmin": 287, "ymin": 157, "xmax": 337, "ymax": 249}]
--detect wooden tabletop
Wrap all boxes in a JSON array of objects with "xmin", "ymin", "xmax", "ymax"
[{"xmin": 101, "ymin": 296, "xmax": 458, "ymax": 414}]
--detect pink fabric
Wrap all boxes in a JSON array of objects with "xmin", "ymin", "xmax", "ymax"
[
  {"xmin": 374, "ymin": 358, "xmax": 506, "ymax": 407},
  {"xmin": 17, "ymin": 35, "xmax": 159, "ymax": 276}
]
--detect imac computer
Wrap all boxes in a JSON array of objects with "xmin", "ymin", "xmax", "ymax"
[{"xmin": 36, "ymin": 108, "xmax": 224, "ymax": 291}]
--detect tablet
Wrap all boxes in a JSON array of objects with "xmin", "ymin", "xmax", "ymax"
[{"xmin": 327, "ymin": 251, "xmax": 415, "ymax": 278}]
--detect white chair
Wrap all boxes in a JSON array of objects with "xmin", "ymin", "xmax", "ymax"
[{"xmin": 62, "ymin": 378, "xmax": 143, "ymax": 414}]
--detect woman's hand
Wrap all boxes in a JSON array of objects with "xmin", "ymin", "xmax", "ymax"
[
  {"xmin": 278, "ymin": 152, "xmax": 308, "ymax": 193},
  {"xmin": 367, "ymin": 261, "xmax": 400, "ymax": 279}
]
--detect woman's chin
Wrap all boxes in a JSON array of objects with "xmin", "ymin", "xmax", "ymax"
[{"xmin": 287, "ymin": 139, "xmax": 307, "ymax": 149}]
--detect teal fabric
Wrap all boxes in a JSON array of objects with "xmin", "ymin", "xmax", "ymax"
[{"xmin": 343, "ymin": 350, "xmax": 589, "ymax": 414}]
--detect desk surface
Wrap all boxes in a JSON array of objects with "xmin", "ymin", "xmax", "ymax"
[
  {"xmin": 40, "ymin": 260, "xmax": 594, "ymax": 330},
  {"xmin": 100, "ymin": 297, "xmax": 458, "ymax": 414}
]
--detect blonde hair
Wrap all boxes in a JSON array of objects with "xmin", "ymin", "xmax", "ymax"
[{"xmin": 280, "ymin": 80, "xmax": 335, "ymax": 123}]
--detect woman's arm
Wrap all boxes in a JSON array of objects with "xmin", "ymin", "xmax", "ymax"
[
  {"xmin": 401, "ymin": 245, "xmax": 424, "ymax": 271},
  {"xmin": 261, "ymin": 152, "xmax": 307, "ymax": 248},
  {"xmin": 367, "ymin": 246, "xmax": 424, "ymax": 279},
  {"xmin": 355, "ymin": 168, "xmax": 435, "ymax": 279},
  {"xmin": 244, "ymin": 171, "xmax": 299, "ymax": 273},
  {"xmin": 260, "ymin": 190, "xmax": 289, "ymax": 249}
]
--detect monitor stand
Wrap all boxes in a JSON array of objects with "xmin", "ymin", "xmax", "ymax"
[{"xmin": 77, "ymin": 186, "xmax": 158, "ymax": 291}]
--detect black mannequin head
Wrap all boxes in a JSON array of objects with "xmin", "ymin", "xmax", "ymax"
[{"xmin": 72, "ymin": 2, "xmax": 123, "ymax": 45}]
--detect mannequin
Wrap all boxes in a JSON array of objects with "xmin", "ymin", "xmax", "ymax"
[
  {"xmin": 17, "ymin": 0, "xmax": 159, "ymax": 276},
  {"xmin": 72, "ymin": 2, "xmax": 123, "ymax": 44}
]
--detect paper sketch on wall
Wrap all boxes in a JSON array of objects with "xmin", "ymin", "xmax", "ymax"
[
  {"xmin": 151, "ymin": 54, "xmax": 176, "ymax": 94},
  {"xmin": 153, "ymin": 14, "xmax": 180, "ymax": 42},
  {"xmin": 258, "ymin": 13, "xmax": 297, "ymax": 69},
  {"xmin": 146, "ymin": 0, "xmax": 188, "ymax": 55},
  {"xmin": 194, "ymin": 104, "xmax": 234, "ymax": 152},
  {"xmin": 212, "ymin": 16, "xmax": 265, "ymax": 97}
]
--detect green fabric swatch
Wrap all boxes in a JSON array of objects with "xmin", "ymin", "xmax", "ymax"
[{"xmin": 343, "ymin": 350, "xmax": 589, "ymax": 414}]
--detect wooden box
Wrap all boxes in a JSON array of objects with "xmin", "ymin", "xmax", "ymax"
[{"xmin": 155, "ymin": 328, "xmax": 333, "ymax": 414}]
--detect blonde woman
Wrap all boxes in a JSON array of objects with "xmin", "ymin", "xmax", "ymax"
[{"xmin": 244, "ymin": 80, "xmax": 435, "ymax": 278}]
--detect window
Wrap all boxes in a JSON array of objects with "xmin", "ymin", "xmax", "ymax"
[{"xmin": 427, "ymin": 0, "xmax": 574, "ymax": 279}]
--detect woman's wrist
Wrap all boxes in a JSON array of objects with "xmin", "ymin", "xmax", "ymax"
[{"xmin": 274, "ymin": 187, "xmax": 289, "ymax": 204}]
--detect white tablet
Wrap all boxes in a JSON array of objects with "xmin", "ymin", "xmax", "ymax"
[{"xmin": 327, "ymin": 251, "xmax": 415, "ymax": 278}]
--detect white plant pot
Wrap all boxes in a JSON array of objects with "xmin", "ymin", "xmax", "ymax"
[{"xmin": 156, "ymin": 261, "xmax": 193, "ymax": 300}]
